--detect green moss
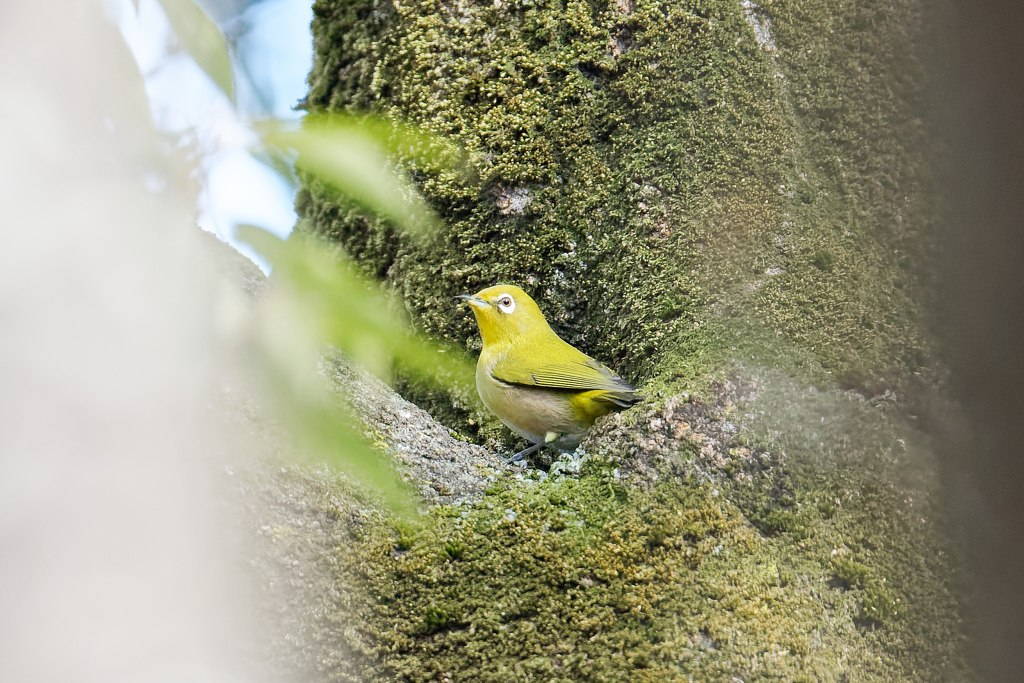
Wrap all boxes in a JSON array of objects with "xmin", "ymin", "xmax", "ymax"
[
  {"xmin": 358, "ymin": 474, "xmax": 793, "ymax": 679},
  {"xmin": 832, "ymin": 554, "xmax": 871, "ymax": 589},
  {"xmin": 301, "ymin": 0, "xmax": 780, "ymax": 429},
  {"xmin": 301, "ymin": 448, "xmax": 965, "ymax": 681},
  {"xmin": 419, "ymin": 604, "xmax": 459, "ymax": 634},
  {"xmin": 860, "ymin": 580, "xmax": 901, "ymax": 626},
  {"xmin": 394, "ymin": 520, "xmax": 417, "ymax": 551},
  {"xmin": 831, "ymin": 551, "xmax": 901, "ymax": 627},
  {"xmin": 302, "ymin": 0, "xmax": 941, "ymax": 415},
  {"xmin": 585, "ymin": 369, "xmax": 971, "ymax": 678},
  {"xmin": 442, "ymin": 539, "xmax": 466, "ymax": 560},
  {"xmin": 252, "ymin": 371, "xmax": 972, "ymax": 680}
]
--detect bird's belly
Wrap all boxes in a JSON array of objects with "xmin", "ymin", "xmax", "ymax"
[{"xmin": 477, "ymin": 367, "xmax": 588, "ymax": 447}]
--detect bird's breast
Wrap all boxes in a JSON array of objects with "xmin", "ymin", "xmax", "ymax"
[{"xmin": 476, "ymin": 357, "xmax": 588, "ymax": 446}]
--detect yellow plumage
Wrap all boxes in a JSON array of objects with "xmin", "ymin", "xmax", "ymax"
[{"xmin": 458, "ymin": 285, "xmax": 640, "ymax": 461}]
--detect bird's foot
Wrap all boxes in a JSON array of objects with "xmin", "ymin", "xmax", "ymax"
[{"xmin": 504, "ymin": 442, "xmax": 540, "ymax": 465}]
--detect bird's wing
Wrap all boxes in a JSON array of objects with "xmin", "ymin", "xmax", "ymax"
[{"xmin": 491, "ymin": 349, "xmax": 636, "ymax": 393}]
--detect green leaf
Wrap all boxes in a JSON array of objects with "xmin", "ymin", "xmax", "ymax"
[
  {"xmin": 236, "ymin": 226, "xmax": 476, "ymax": 518},
  {"xmin": 250, "ymin": 144, "xmax": 299, "ymax": 189},
  {"xmin": 258, "ymin": 339, "xmax": 419, "ymax": 520},
  {"xmin": 326, "ymin": 114, "xmax": 462, "ymax": 175},
  {"xmin": 157, "ymin": 0, "xmax": 234, "ymax": 101},
  {"xmin": 234, "ymin": 117, "xmax": 470, "ymax": 517},
  {"xmin": 240, "ymin": 226, "xmax": 474, "ymax": 385},
  {"xmin": 263, "ymin": 115, "xmax": 454, "ymax": 235}
]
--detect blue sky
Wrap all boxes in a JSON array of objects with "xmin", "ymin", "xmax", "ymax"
[{"xmin": 111, "ymin": 0, "xmax": 314, "ymax": 271}]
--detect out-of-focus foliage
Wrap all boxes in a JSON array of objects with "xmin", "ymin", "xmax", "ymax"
[
  {"xmin": 262, "ymin": 115, "xmax": 459, "ymax": 236},
  {"xmin": 160, "ymin": 1, "xmax": 473, "ymax": 517},
  {"xmin": 156, "ymin": 0, "xmax": 234, "ymax": 100},
  {"xmin": 241, "ymin": 228, "xmax": 473, "ymax": 386},
  {"xmin": 237, "ymin": 226, "xmax": 474, "ymax": 520},
  {"xmin": 237, "ymin": 234, "xmax": 414, "ymax": 518}
]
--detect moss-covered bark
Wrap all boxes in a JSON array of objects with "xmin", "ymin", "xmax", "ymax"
[
  {"xmin": 252, "ymin": 0, "xmax": 976, "ymax": 679},
  {"xmin": 248, "ymin": 379, "xmax": 972, "ymax": 682},
  {"xmin": 300, "ymin": 0, "xmax": 936, "ymax": 398}
]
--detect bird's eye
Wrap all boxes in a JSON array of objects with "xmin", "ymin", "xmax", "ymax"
[{"xmin": 497, "ymin": 295, "xmax": 515, "ymax": 314}]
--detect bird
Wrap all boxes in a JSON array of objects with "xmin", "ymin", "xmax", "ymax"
[{"xmin": 457, "ymin": 284, "xmax": 641, "ymax": 463}]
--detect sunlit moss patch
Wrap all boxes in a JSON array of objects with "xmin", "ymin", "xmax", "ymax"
[{"xmin": 311, "ymin": 448, "xmax": 966, "ymax": 681}]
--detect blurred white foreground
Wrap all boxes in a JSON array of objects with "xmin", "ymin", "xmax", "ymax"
[{"xmin": 0, "ymin": 3, "xmax": 255, "ymax": 681}]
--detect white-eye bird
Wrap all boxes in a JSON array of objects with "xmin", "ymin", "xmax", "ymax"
[{"xmin": 457, "ymin": 285, "xmax": 641, "ymax": 462}]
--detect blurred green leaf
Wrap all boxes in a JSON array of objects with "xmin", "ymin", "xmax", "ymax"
[
  {"xmin": 250, "ymin": 143, "xmax": 299, "ymax": 189},
  {"xmin": 262, "ymin": 115, "xmax": 458, "ymax": 235},
  {"xmin": 257, "ymin": 332, "xmax": 420, "ymax": 520},
  {"xmin": 235, "ymin": 115, "xmax": 472, "ymax": 518},
  {"xmin": 157, "ymin": 0, "xmax": 234, "ymax": 101},
  {"xmin": 240, "ymin": 225, "xmax": 475, "ymax": 386},
  {"xmin": 237, "ymin": 225, "xmax": 476, "ymax": 519},
  {"xmin": 322, "ymin": 114, "xmax": 462, "ymax": 175}
]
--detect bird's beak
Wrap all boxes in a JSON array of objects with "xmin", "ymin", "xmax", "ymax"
[{"xmin": 455, "ymin": 294, "xmax": 490, "ymax": 309}]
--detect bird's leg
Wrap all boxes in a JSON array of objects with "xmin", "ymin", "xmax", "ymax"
[{"xmin": 504, "ymin": 442, "xmax": 540, "ymax": 464}]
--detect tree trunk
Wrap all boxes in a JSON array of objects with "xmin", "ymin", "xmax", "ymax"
[{"xmin": 245, "ymin": 0, "xmax": 976, "ymax": 680}]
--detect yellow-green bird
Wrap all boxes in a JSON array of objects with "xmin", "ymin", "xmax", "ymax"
[{"xmin": 457, "ymin": 284, "xmax": 641, "ymax": 462}]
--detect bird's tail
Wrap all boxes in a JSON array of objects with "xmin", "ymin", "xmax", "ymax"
[{"xmin": 595, "ymin": 390, "xmax": 643, "ymax": 409}]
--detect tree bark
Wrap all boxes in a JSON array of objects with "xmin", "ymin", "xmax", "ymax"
[{"xmin": 242, "ymin": 0, "xmax": 976, "ymax": 680}]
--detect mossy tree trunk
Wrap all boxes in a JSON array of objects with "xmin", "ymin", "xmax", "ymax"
[
  {"xmin": 302, "ymin": 0, "xmax": 936, "ymax": 397},
  {"xmin": 247, "ymin": 0, "xmax": 975, "ymax": 680}
]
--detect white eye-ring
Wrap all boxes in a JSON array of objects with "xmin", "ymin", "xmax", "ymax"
[{"xmin": 496, "ymin": 294, "xmax": 515, "ymax": 314}]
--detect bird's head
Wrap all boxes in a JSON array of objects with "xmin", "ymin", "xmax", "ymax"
[{"xmin": 457, "ymin": 284, "xmax": 551, "ymax": 347}]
